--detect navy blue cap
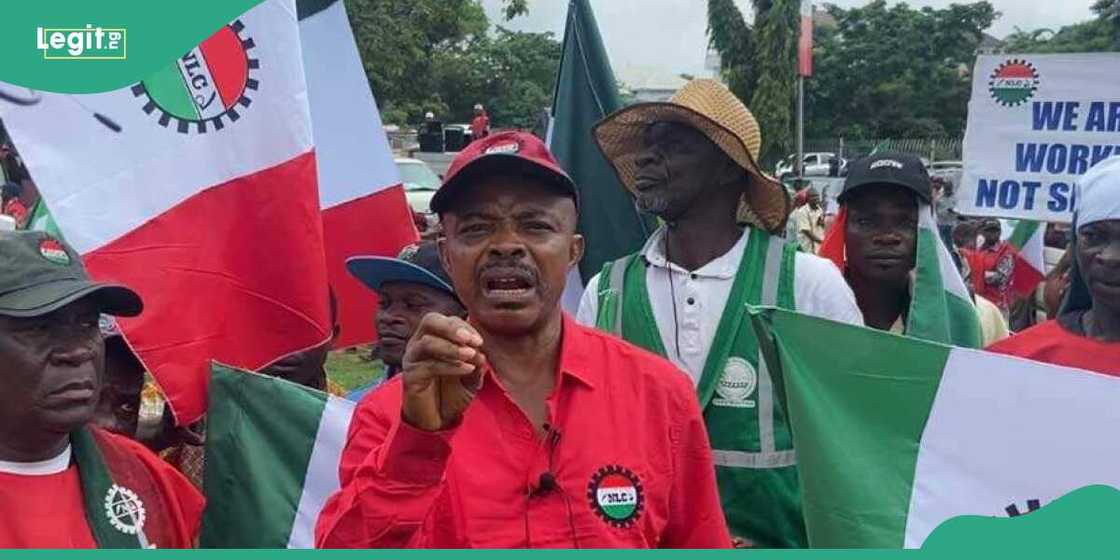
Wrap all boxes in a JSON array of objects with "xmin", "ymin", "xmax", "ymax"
[{"xmin": 346, "ymin": 241, "xmax": 457, "ymax": 299}]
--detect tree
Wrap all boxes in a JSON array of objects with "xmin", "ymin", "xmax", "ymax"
[
  {"xmin": 1002, "ymin": 1, "xmax": 1118, "ymax": 53},
  {"xmin": 707, "ymin": 0, "xmax": 799, "ymax": 166},
  {"xmin": 345, "ymin": 0, "xmax": 535, "ymax": 125},
  {"xmin": 804, "ymin": 1, "xmax": 997, "ymax": 140},
  {"xmin": 431, "ymin": 27, "xmax": 561, "ymax": 129}
]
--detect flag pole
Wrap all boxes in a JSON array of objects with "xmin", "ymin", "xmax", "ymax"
[
  {"xmin": 797, "ymin": 75, "xmax": 805, "ymax": 181},
  {"xmin": 796, "ymin": 0, "xmax": 812, "ymax": 182}
]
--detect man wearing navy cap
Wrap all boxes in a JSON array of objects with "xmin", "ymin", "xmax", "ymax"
[
  {"xmin": 317, "ymin": 131, "xmax": 730, "ymax": 548},
  {"xmin": 345, "ymin": 241, "xmax": 465, "ymax": 401}
]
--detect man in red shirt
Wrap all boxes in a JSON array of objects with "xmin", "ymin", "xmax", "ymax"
[
  {"xmin": 0, "ymin": 231, "xmax": 203, "ymax": 548},
  {"xmin": 316, "ymin": 131, "xmax": 730, "ymax": 548},
  {"xmin": 962, "ymin": 218, "xmax": 1034, "ymax": 312},
  {"xmin": 469, "ymin": 103, "xmax": 490, "ymax": 143},
  {"xmin": 988, "ymin": 156, "xmax": 1120, "ymax": 375}
]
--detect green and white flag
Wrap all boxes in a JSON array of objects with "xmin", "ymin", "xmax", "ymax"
[
  {"xmin": 200, "ymin": 364, "xmax": 355, "ymax": 548},
  {"xmin": 750, "ymin": 307, "xmax": 1120, "ymax": 548}
]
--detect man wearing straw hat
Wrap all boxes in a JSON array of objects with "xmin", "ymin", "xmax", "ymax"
[{"xmin": 577, "ymin": 79, "xmax": 862, "ymax": 548}]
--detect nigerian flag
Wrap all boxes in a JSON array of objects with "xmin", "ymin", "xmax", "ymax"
[
  {"xmin": 750, "ymin": 307, "xmax": 1120, "ymax": 548},
  {"xmin": 200, "ymin": 364, "xmax": 354, "ymax": 548}
]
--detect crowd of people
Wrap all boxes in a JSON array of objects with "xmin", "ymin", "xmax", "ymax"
[{"xmin": 1, "ymin": 77, "xmax": 1117, "ymax": 548}]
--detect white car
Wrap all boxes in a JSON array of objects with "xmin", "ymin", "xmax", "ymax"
[
  {"xmin": 396, "ymin": 158, "xmax": 441, "ymax": 214},
  {"xmin": 775, "ymin": 152, "xmax": 845, "ymax": 179}
]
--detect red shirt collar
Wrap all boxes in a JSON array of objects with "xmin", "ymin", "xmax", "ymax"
[
  {"xmin": 556, "ymin": 312, "xmax": 597, "ymax": 389},
  {"xmin": 480, "ymin": 312, "xmax": 598, "ymax": 391}
]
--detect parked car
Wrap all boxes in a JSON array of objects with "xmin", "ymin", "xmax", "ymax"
[
  {"xmin": 396, "ymin": 158, "xmax": 441, "ymax": 214},
  {"xmin": 775, "ymin": 152, "xmax": 846, "ymax": 180},
  {"xmin": 928, "ymin": 160, "xmax": 962, "ymax": 172}
]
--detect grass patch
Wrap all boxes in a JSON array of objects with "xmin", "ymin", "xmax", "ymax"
[{"xmin": 325, "ymin": 347, "xmax": 385, "ymax": 392}]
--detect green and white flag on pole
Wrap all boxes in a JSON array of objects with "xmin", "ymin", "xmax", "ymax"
[
  {"xmin": 200, "ymin": 364, "xmax": 355, "ymax": 548},
  {"xmin": 750, "ymin": 307, "xmax": 1120, "ymax": 548}
]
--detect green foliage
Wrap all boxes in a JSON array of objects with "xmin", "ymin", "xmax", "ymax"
[
  {"xmin": 805, "ymin": 1, "xmax": 997, "ymax": 140},
  {"xmin": 749, "ymin": 0, "xmax": 799, "ymax": 165},
  {"xmin": 1002, "ymin": 1, "xmax": 1119, "ymax": 54},
  {"xmin": 432, "ymin": 27, "xmax": 560, "ymax": 130},
  {"xmin": 707, "ymin": 0, "xmax": 756, "ymax": 103},
  {"xmin": 345, "ymin": 0, "xmax": 555, "ymax": 128},
  {"xmin": 707, "ymin": 0, "xmax": 799, "ymax": 166}
]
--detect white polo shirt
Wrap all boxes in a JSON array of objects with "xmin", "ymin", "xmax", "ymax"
[{"xmin": 576, "ymin": 226, "xmax": 863, "ymax": 383}]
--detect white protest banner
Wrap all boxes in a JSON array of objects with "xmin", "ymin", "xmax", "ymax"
[{"xmin": 958, "ymin": 54, "xmax": 1120, "ymax": 223}]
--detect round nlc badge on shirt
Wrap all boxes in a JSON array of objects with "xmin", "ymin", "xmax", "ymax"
[{"xmin": 587, "ymin": 465, "xmax": 644, "ymax": 528}]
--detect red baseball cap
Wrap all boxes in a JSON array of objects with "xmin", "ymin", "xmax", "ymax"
[{"xmin": 430, "ymin": 130, "xmax": 578, "ymax": 214}]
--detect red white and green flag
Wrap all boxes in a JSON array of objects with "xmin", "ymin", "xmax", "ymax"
[
  {"xmin": 298, "ymin": 0, "xmax": 418, "ymax": 347},
  {"xmin": 0, "ymin": 0, "xmax": 329, "ymax": 423},
  {"xmin": 751, "ymin": 307, "xmax": 1120, "ymax": 548},
  {"xmin": 1007, "ymin": 219, "xmax": 1046, "ymax": 294}
]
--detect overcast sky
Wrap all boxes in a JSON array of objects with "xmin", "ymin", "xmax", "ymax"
[{"xmin": 480, "ymin": 0, "xmax": 1096, "ymax": 76}]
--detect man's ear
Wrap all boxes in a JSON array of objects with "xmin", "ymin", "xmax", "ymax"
[
  {"xmin": 437, "ymin": 235, "xmax": 453, "ymax": 280},
  {"xmin": 569, "ymin": 234, "xmax": 586, "ymax": 270}
]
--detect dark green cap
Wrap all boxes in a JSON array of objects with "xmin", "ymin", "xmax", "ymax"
[{"xmin": 0, "ymin": 230, "xmax": 142, "ymax": 318}]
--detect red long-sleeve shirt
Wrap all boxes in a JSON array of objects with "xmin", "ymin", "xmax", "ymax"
[{"xmin": 315, "ymin": 314, "xmax": 731, "ymax": 549}]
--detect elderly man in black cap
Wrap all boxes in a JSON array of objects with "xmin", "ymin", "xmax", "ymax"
[{"xmin": 0, "ymin": 231, "xmax": 202, "ymax": 548}]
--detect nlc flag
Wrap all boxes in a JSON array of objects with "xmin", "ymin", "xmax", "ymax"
[
  {"xmin": 1007, "ymin": 219, "xmax": 1046, "ymax": 295},
  {"xmin": 750, "ymin": 307, "xmax": 1120, "ymax": 548},
  {"xmin": 299, "ymin": 0, "xmax": 418, "ymax": 348},
  {"xmin": 0, "ymin": 0, "xmax": 329, "ymax": 424}
]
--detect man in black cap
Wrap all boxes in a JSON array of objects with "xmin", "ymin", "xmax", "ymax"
[
  {"xmin": 819, "ymin": 153, "xmax": 982, "ymax": 346},
  {"xmin": 0, "ymin": 231, "xmax": 202, "ymax": 548},
  {"xmin": 345, "ymin": 240, "xmax": 465, "ymax": 401},
  {"xmin": 317, "ymin": 131, "xmax": 730, "ymax": 548}
]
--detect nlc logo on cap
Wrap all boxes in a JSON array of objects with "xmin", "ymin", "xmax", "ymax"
[
  {"xmin": 38, "ymin": 238, "xmax": 71, "ymax": 266},
  {"xmin": 484, "ymin": 141, "xmax": 521, "ymax": 155}
]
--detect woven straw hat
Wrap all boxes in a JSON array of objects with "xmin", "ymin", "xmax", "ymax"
[{"xmin": 593, "ymin": 79, "xmax": 790, "ymax": 232}]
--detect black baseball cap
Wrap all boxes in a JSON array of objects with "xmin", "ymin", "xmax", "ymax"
[
  {"xmin": 347, "ymin": 241, "xmax": 459, "ymax": 302},
  {"xmin": 839, "ymin": 152, "xmax": 932, "ymax": 204},
  {"xmin": 0, "ymin": 231, "xmax": 142, "ymax": 318}
]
